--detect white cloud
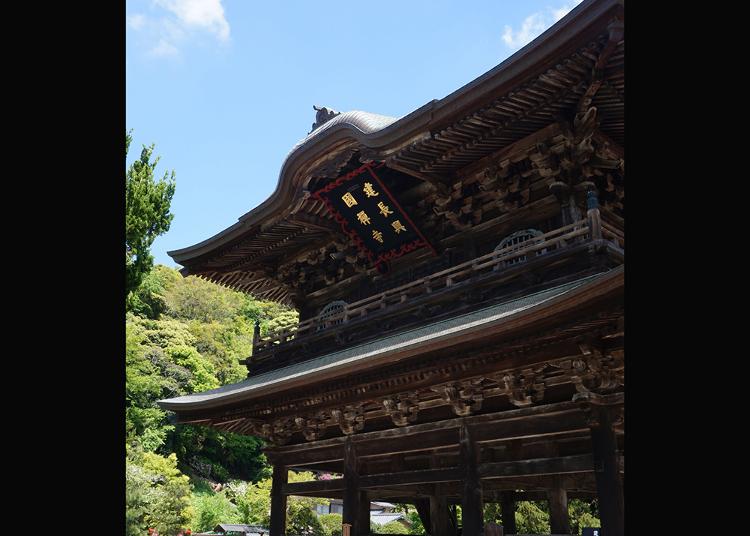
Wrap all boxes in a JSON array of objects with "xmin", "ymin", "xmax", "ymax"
[
  {"xmin": 149, "ymin": 38, "xmax": 180, "ymax": 58},
  {"xmin": 502, "ymin": 1, "xmax": 583, "ymax": 50},
  {"xmin": 154, "ymin": 0, "xmax": 230, "ymax": 42},
  {"xmin": 127, "ymin": 0, "xmax": 230, "ymax": 60},
  {"xmin": 127, "ymin": 13, "xmax": 146, "ymax": 31}
]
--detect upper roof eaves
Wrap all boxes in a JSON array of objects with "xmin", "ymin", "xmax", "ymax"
[{"xmin": 168, "ymin": 0, "xmax": 622, "ymax": 267}]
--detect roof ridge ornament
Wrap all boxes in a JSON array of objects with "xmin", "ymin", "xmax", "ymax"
[{"xmin": 311, "ymin": 105, "xmax": 340, "ymax": 133}]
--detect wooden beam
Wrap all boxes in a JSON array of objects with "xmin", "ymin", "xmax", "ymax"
[
  {"xmin": 280, "ymin": 453, "xmax": 618, "ymax": 496},
  {"xmin": 270, "ymin": 401, "xmax": 593, "ymax": 466},
  {"xmin": 360, "ymin": 467, "xmax": 463, "ymax": 489},
  {"xmin": 478, "ymin": 454, "xmax": 597, "ymax": 479},
  {"xmin": 284, "ymin": 478, "xmax": 345, "ymax": 496},
  {"xmin": 384, "ymin": 159, "xmax": 452, "ymax": 196}
]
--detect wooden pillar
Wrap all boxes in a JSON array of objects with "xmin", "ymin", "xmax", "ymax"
[
  {"xmin": 269, "ymin": 463, "xmax": 287, "ymax": 536},
  {"xmin": 449, "ymin": 503, "xmax": 458, "ymax": 534},
  {"xmin": 414, "ymin": 498, "xmax": 432, "ymax": 532},
  {"xmin": 586, "ymin": 190, "xmax": 602, "ymax": 240},
  {"xmin": 547, "ymin": 481, "xmax": 570, "ymax": 535},
  {"xmin": 590, "ymin": 407, "xmax": 624, "ymax": 536},
  {"xmin": 568, "ymin": 193, "xmax": 582, "ymax": 224},
  {"xmin": 343, "ymin": 437, "xmax": 363, "ymax": 535},
  {"xmin": 253, "ymin": 320, "xmax": 261, "ymax": 346},
  {"xmin": 500, "ymin": 491, "xmax": 517, "ymax": 535},
  {"xmin": 430, "ymin": 484, "xmax": 450, "ymax": 536},
  {"xmin": 358, "ymin": 490, "xmax": 370, "ymax": 536},
  {"xmin": 460, "ymin": 421, "xmax": 483, "ymax": 535}
]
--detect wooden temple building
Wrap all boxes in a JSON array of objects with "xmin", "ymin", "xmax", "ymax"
[{"xmin": 159, "ymin": 0, "xmax": 624, "ymax": 534}]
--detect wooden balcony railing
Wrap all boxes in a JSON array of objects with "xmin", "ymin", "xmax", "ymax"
[
  {"xmin": 251, "ymin": 216, "xmax": 622, "ymax": 356},
  {"xmin": 601, "ymin": 221, "xmax": 625, "ymax": 248}
]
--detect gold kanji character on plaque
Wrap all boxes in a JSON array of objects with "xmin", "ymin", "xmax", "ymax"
[
  {"xmin": 363, "ymin": 182, "xmax": 379, "ymax": 197},
  {"xmin": 391, "ymin": 220, "xmax": 407, "ymax": 234},
  {"xmin": 356, "ymin": 211, "xmax": 371, "ymax": 225},
  {"xmin": 372, "ymin": 230, "xmax": 384, "ymax": 243},
  {"xmin": 342, "ymin": 192, "xmax": 358, "ymax": 208},
  {"xmin": 377, "ymin": 201, "xmax": 394, "ymax": 217}
]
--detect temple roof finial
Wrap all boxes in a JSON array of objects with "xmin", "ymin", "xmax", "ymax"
[{"xmin": 311, "ymin": 105, "xmax": 340, "ymax": 133}]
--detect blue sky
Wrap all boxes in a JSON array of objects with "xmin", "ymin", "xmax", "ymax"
[{"xmin": 126, "ymin": 0, "xmax": 583, "ymax": 268}]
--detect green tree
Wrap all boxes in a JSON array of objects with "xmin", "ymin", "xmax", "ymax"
[
  {"xmin": 126, "ymin": 130, "xmax": 176, "ymax": 296},
  {"xmin": 568, "ymin": 499, "xmax": 601, "ymax": 535},
  {"xmin": 126, "ymin": 462, "xmax": 149, "ymax": 536},
  {"xmin": 127, "ymin": 446, "xmax": 193, "ymax": 536},
  {"xmin": 318, "ymin": 513, "xmax": 343, "ymax": 536},
  {"xmin": 373, "ymin": 520, "xmax": 410, "ymax": 534},
  {"xmin": 128, "ymin": 264, "xmax": 181, "ymax": 319},
  {"xmin": 192, "ymin": 491, "xmax": 240, "ymax": 532},
  {"xmin": 287, "ymin": 500, "xmax": 326, "ymax": 535},
  {"xmin": 236, "ymin": 471, "xmax": 328, "ymax": 532},
  {"xmin": 514, "ymin": 501, "xmax": 550, "ymax": 534}
]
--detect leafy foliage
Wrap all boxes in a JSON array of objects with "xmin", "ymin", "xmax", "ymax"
[
  {"xmin": 484, "ymin": 498, "xmax": 601, "ymax": 535},
  {"xmin": 514, "ymin": 501, "xmax": 550, "ymax": 534},
  {"xmin": 126, "ymin": 445, "xmax": 193, "ymax": 535},
  {"xmin": 126, "ymin": 263, "xmax": 298, "ymax": 533},
  {"xmin": 318, "ymin": 514, "xmax": 343, "ymax": 536},
  {"xmin": 372, "ymin": 520, "xmax": 411, "ymax": 533},
  {"xmin": 126, "ymin": 131, "xmax": 176, "ymax": 296},
  {"xmin": 568, "ymin": 499, "xmax": 601, "ymax": 535},
  {"xmin": 192, "ymin": 489, "xmax": 240, "ymax": 532}
]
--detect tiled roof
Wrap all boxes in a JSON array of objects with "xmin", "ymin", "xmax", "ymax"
[{"xmin": 288, "ymin": 110, "xmax": 399, "ymax": 156}]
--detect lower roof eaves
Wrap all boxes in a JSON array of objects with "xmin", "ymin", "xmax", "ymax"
[{"xmin": 157, "ymin": 267, "xmax": 622, "ymax": 414}]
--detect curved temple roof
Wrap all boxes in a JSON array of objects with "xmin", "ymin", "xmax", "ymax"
[{"xmin": 168, "ymin": 0, "xmax": 624, "ymax": 272}]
